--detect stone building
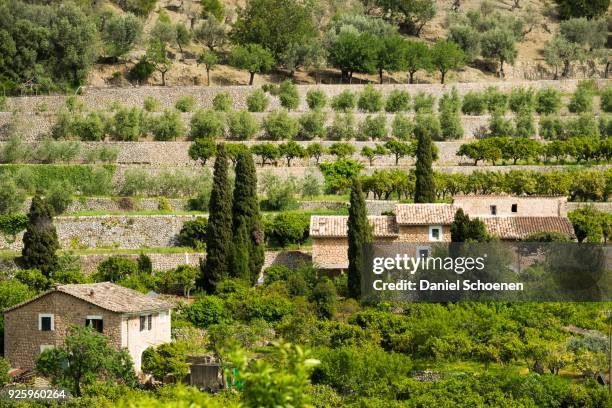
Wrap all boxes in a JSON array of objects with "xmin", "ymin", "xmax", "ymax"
[
  {"xmin": 3, "ymin": 282, "xmax": 173, "ymax": 373},
  {"xmin": 310, "ymin": 195, "xmax": 574, "ymax": 269}
]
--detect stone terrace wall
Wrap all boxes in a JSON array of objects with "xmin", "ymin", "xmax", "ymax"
[
  {"xmin": 72, "ymin": 250, "xmax": 312, "ymax": 274},
  {"xmin": 566, "ymin": 202, "xmax": 612, "ymax": 213},
  {"xmin": 4, "ymin": 80, "xmax": 597, "ymax": 113},
  {"xmin": 19, "ymin": 197, "xmax": 191, "ymax": 213},
  {"xmin": 0, "ymin": 215, "xmax": 202, "ymax": 251}
]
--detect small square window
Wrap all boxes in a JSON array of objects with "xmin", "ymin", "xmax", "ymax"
[
  {"xmin": 511, "ymin": 204, "xmax": 518, "ymax": 213},
  {"xmin": 39, "ymin": 314, "xmax": 54, "ymax": 331},
  {"xmin": 417, "ymin": 246, "xmax": 431, "ymax": 259},
  {"xmin": 490, "ymin": 205, "xmax": 497, "ymax": 215},
  {"xmin": 429, "ymin": 225, "xmax": 442, "ymax": 241},
  {"xmin": 139, "ymin": 316, "xmax": 146, "ymax": 331},
  {"xmin": 147, "ymin": 315, "xmax": 152, "ymax": 331},
  {"xmin": 86, "ymin": 317, "xmax": 104, "ymax": 333}
]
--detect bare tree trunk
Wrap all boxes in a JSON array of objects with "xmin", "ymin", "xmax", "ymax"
[
  {"xmin": 379, "ymin": 68, "xmax": 384, "ymax": 84},
  {"xmin": 249, "ymin": 72, "xmax": 255, "ymax": 85},
  {"xmin": 207, "ymin": 68, "xmax": 211, "ymax": 86}
]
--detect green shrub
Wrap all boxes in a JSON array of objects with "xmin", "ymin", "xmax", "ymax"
[
  {"xmin": 536, "ymin": 87, "xmax": 562, "ymax": 114},
  {"xmin": 263, "ymin": 110, "xmax": 299, "ymax": 140},
  {"xmin": 259, "ymin": 173, "xmax": 298, "ymax": 210},
  {"xmin": 238, "ymin": 290, "xmax": 293, "ymax": 322},
  {"xmin": 539, "ymin": 115, "xmax": 565, "ymax": 140},
  {"xmin": 0, "ymin": 179, "xmax": 26, "ymax": 214},
  {"xmin": 306, "ymin": 89, "xmax": 327, "ymax": 110},
  {"xmin": 177, "ymin": 217, "xmax": 208, "ymax": 249},
  {"xmin": 175, "ymin": 96, "xmax": 195, "ymax": 112},
  {"xmin": 143, "ymin": 96, "xmax": 161, "ymax": 112},
  {"xmin": 327, "ymin": 113, "xmax": 356, "ymax": 140},
  {"xmin": 358, "ymin": 115, "xmax": 387, "ymax": 141},
  {"xmin": 150, "ymin": 109, "xmax": 186, "ymax": 141},
  {"xmin": 514, "ymin": 110, "xmax": 536, "ymax": 138},
  {"xmin": 357, "ymin": 85, "xmax": 384, "ymax": 113},
  {"xmin": 509, "ymin": 87, "xmax": 536, "ymax": 113},
  {"xmin": 301, "ymin": 171, "xmax": 322, "ymax": 197},
  {"xmin": 120, "ymin": 168, "xmax": 151, "ymax": 196},
  {"xmin": 385, "ymin": 90, "xmax": 411, "ymax": 113},
  {"xmin": 95, "ymin": 256, "xmax": 138, "ymax": 282},
  {"xmin": 0, "ymin": 213, "xmax": 28, "ymax": 240},
  {"xmin": 568, "ymin": 87, "xmax": 594, "ymax": 113},
  {"xmin": 129, "ymin": 56, "xmax": 155, "ymax": 82},
  {"xmin": 413, "ymin": 92, "xmax": 435, "ymax": 112},
  {"xmin": 484, "ymin": 87, "xmax": 509, "ymax": 114},
  {"xmin": 186, "ymin": 296, "xmax": 225, "ymax": 327},
  {"xmin": 488, "ymin": 113, "xmax": 514, "ymax": 137},
  {"xmin": 266, "ymin": 212, "xmax": 310, "ymax": 247},
  {"xmin": 278, "ymin": 80, "xmax": 300, "ymax": 110},
  {"xmin": 190, "ymin": 109, "xmax": 225, "ymax": 139},
  {"xmin": 311, "ymin": 277, "xmax": 337, "ymax": 319},
  {"xmin": 439, "ymin": 88, "xmax": 462, "ymax": 113},
  {"xmin": 45, "ymin": 181, "xmax": 74, "ymax": 215},
  {"xmin": 331, "ymin": 90, "xmax": 356, "ymax": 112},
  {"xmin": 0, "ymin": 135, "xmax": 32, "ymax": 163},
  {"xmin": 51, "ymin": 110, "xmax": 74, "ymax": 140},
  {"xmin": 212, "ymin": 92, "xmax": 232, "ymax": 112},
  {"xmin": 109, "ymin": 106, "xmax": 146, "ymax": 141},
  {"xmin": 84, "ymin": 145, "xmax": 119, "ymax": 164},
  {"xmin": 34, "ymin": 139, "xmax": 81, "ymax": 164},
  {"xmin": 565, "ymin": 114, "xmax": 600, "ymax": 138},
  {"xmin": 600, "ymin": 116, "xmax": 612, "ymax": 138},
  {"xmin": 227, "ymin": 110, "xmax": 259, "ymax": 140},
  {"xmin": 414, "ymin": 113, "xmax": 441, "ymax": 141},
  {"xmin": 440, "ymin": 110, "xmax": 463, "ymax": 140},
  {"xmin": 298, "ymin": 111, "xmax": 327, "ymax": 140},
  {"xmin": 0, "ymin": 96, "xmax": 6, "ymax": 111},
  {"xmin": 72, "ymin": 112, "xmax": 106, "ymax": 141},
  {"xmin": 461, "ymin": 91, "xmax": 487, "ymax": 115},
  {"xmin": 601, "ymin": 86, "xmax": 612, "ymax": 113},
  {"xmin": 392, "ymin": 114, "xmax": 414, "ymax": 140},
  {"xmin": 246, "ymin": 89, "xmax": 269, "ymax": 112}
]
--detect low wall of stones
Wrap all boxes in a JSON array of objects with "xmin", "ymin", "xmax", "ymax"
[
  {"xmin": 76, "ymin": 250, "xmax": 312, "ymax": 274},
  {"xmin": 0, "ymin": 215, "xmax": 203, "ymax": 251},
  {"xmin": 19, "ymin": 197, "xmax": 191, "ymax": 213},
  {"xmin": 4, "ymin": 80, "xmax": 596, "ymax": 114},
  {"xmin": 566, "ymin": 202, "xmax": 612, "ymax": 213}
]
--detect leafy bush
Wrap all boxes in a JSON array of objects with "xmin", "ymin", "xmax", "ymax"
[
  {"xmin": 461, "ymin": 91, "xmax": 487, "ymax": 115},
  {"xmin": 514, "ymin": 110, "xmax": 536, "ymax": 138},
  {"xmin": 142, "ymin": 342, "xmax": 189, "ymax": 382},
  {"xmin": 129, "ymin": 56, "xmax": 155, "ymax": 82},
  {"xmin": 413, "ymin": 92, "xmax": 435, "ymax": 113},
  {"xmin": 509, "ymin": 87, "xmax": 536, "ymax": 113},
  {"xmin": 177, "ymin": 217, "xmax": 208, "ymax": 249},
  {"xmin": 0, "ymin": 179, "xmax": 26, "ymax": 215},
  {"xmin": 298, "ymin": 111, "xmax": 327, "ymax": 140},
  {"xmin": 95, "ymin": 256, "xmax": 138, "ymax": 282},
  {"xmin": 319, "ymin": 159, "xmax": 363, "ymax": 193},
  {"xmin": 190, "ymin": 109, "xmax": 225, "ymax": 139},
  {"xmin": 331, "ymin": 90, "xmax": 356, "ymax": 112},
  {"xmin": 278, "ymin": 80, "xmax": 300, "ymax": 110},
  {"xmin": 439, "ymin": 110, "xmax": 463, "ymax": 140},
  {"xmin": 85, "ymin": 145, "xmax": 119, "ymax": 164},
  {"xmin": 385, "ymin": 90, "xmax": 411, "ymax": 113},
  {"xmin": 259, "ymin": 173, "xmax": 298, "ymax": 210},
  {"xmin": 301, "ymin": 171, "xmax": 322, "ymax": 197},
  {"xmin": 392, "ymin": 114, "xmax": 414, "ymax": 140},
  {"xmin": 45, "ymin": 181, "xmax": 74, "ymax": 215},
  {"xmin": 357, "ymin": 85, "xmax": 384, "ymax": 113},
  {"xmin": 484, "ymin": 87, "xmax": 509, "ymax": 114},
  {"xmin": 536, "ymin": 87, "xmax": 562, "ymax": 114},
  {"xmin": 327, "ymin": 113, "xmax": 356, "ymax": 140},
  {"xmin": 150, "ymin": 109, "xmax": 186, "ymax": 141},
  {"xmin": 358, "ymin": 115, "xmax": 387, "ymax": 140},
  {"xmin": 185, "ymin": 296, "xmax": 225, "ymax": 327},
  {"xmin": 311, "ymin": 278, "xmax": 337, "ymax": 319},
  {"xmin": 568, "ymin": 87, "xmax": 594, "ymax": 113},
  {"xmin": 263, "ymin": 110, "xmax": 299, "ymax": 140},
  {"xmin": 72, "ymin": 112, "xmax": 107, "ymax": 141},
  {"xmin": 109, "ymin": 106, "xmax": 146, "ymax": 141},
  {"xmin": 143, "ymin": 96, "xmax": 161, "ymax": 112},
  {"xmin": 488, "ymin": 113, "xmax": 514, "ymax": 137},
  {"xmin": 306, "ymin": 89, "xmax": 327, "ymax": 110},
  {"xmin": 539, "ymin": 115, "xmax": 565, "ymax": 140},
  {"xmin": 439, "ymin": 88, "xmax": 462, "ymax": 113},
  {"xmin": 227, "ymin": 110, "xmax": 259, "ymax": 140},
  {"xmin": 265, "ymin": 212, "xmax": 309, "ymax": 247},
  {"xmin": 601, "ymin": 86, "xmax": 612, "ymax": 113},
  {"xmin": 246, "ymin": 89, "xmax": 269, "ymax": 112},
  {"xmin": 565, "ymin": 114, "xmax": 599, "ymax": 138},
  {"xmin": 34, "ymin": 139, "xmax": 81, "ymax": 164},
  {"xmin": 414, "ymin": 113, "xmax": 441, "ymax": 141},
  {"xmin": 175, "ymin": 96, "xmax": 195, "ymax": 112},
  {"xmin": 212, "ymin": 92, "xmax": 232, "ymax": 112}
]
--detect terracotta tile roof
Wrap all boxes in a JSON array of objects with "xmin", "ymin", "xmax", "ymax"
[
  {"xmin": 395, "ymin": 204, "xmax": 457, "ymax": 225},
  {"xmin": 481, "ymin": 216, "xmax": 575, "ymax": 240},
  {"xmin": 4, "ymin": 282, "xmax": 173, "ymax": 314},
  {"xmin": 310, "ymin": 216, "xmax": 398, "ymax": 238}
]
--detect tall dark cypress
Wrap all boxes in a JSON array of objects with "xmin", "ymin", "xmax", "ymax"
[
  {"xmin": 347, "ymin": 178, "xmax": 372, "ymax": 299},
  {"xmin": 414, "ymin": 124, "xmax": 436, "ymax": 203},
  {"xmin": 201, "ymin": 145, "xmax": 233, "ymax": 292},
  {"xmin": 230, "ymin": 150, "xmax": 264, "ymax": 284},
  {"xmin": 22, "ymin": 195, "xmax": 59, "ymax": 277}
]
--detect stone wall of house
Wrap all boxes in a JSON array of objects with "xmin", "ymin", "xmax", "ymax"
[
  {"xmin": 454, "ymin": 196, "xmax": 567, "ymax": 217},
  {"xmin": 397, "ymin": 225, "xmax": 451, "ymax": 242},
  {"xmin": 4, "ymin": 291, "xmax": 123, "ymax": 370},
  {"xmin": 4, "ymin": 80, "xmax": 594, "ymax": 114}
]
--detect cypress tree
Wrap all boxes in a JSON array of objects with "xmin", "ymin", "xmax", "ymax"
[
  {"xmin": 347, "ymin": 177, "xmax": 372, "ymax": 299},
  {"xmin": 414, "ymin": 122, "xmax": 436, "ymax": 203},
  {"xmin": 230, "ymin": 150, "xmax": 264, "ymax": 284},
  {"xmin": 22, "ymin": 195, "xmax": 59, "ymax": 277},
  {"xmin": 201, "ymin": 144, "xmax": 233, "ymax": 292},
  {"xmin": 450, "ymin": 209, "xmax": 488, "ymax": 242}
]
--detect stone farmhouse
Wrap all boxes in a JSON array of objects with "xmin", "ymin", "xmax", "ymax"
[
  {"xmin": 3, "ymin": 282, "xmax": 173, "ymax": 373},
  {"xmin": 310, "ymin": 195, "xmax": 574, "ymax": 270}
]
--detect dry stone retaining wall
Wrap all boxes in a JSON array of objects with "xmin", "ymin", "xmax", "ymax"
[{"xmin": 4, "ymin": 80, "xmax": 598, "ymax": 114}]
